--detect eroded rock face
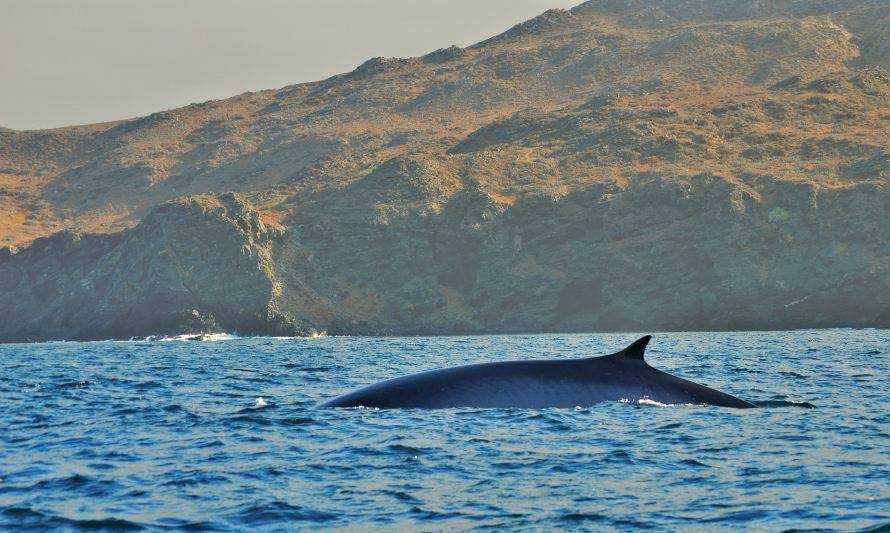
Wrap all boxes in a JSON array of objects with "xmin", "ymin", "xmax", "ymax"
[
  {"xmin": 0, "ymin": 1, "xmax": 888, "ymax": 340},
  {"xmin": 0, "ymin": 193, "xmax": 292, "ymax": 341},
  {"xmin": 1, "ymin": 172, "xmax": 887, "ymax": 341},
  {"xmin": 280, "ymin": 172, "xmax": 889, "ymax": 335}
]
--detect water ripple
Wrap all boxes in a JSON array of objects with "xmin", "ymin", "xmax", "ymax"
[{"xmin": 0, "ymin": 330, "xmax": 887, "ymax": 530}]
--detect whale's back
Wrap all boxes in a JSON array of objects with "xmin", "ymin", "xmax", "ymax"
[
  {"xmin": 319, "ymin": 336, "xmax": 756, "ymax": 409},
  {"xmin": 320, "ymin": 359, "xmax": 603, "ymax": 408}
]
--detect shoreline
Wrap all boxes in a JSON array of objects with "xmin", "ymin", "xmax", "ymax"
[{"xmin": 2, "ymin": 325, "xmax": 886, "ymax": 345}]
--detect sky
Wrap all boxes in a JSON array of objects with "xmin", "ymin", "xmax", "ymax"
[{"xmin": 1, "ymin": 0, "xmax": 580, "ymax": 130}]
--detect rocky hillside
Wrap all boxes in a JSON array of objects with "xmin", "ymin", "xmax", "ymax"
[{"xmin": 1, "ymin": 0, "xmax": 888, "ymax": 340}]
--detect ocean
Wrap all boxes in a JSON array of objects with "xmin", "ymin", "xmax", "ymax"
[{"xmin": 1, "ymin": 330, "xmax": 887, "ymax": 530}]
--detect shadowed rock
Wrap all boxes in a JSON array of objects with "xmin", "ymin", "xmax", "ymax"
[{"xmin": 0, "ymin": 0, "xmax": 887, "ymax": 340}]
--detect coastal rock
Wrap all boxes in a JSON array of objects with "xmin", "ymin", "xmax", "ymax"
[
  {"xmin": 0, "ymin": 0, "xmax": 888, "ymax": 340},
  {"xmin": 0, "ymin": 194, "xmax": 294, "ymax": 341},
  {"xmin": 4, "ymin": 172, "xmax": 886, "ymax": 341}
]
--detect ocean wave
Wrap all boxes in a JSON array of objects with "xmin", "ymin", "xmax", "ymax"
[
  {"xmin": 122, "ymin": 332, "xmax": 241, "ymax": 342},
  {"xmin": 0, "ymin": 507, "xmax": 145, "ymax": 531},
  {"xmin": 754, "ymin": 400, "xmax": 817, "ymax": 409},
  {"xmin": 229, "ymin": 501, "xmax": 337, "ymax": 525},
  {"xmin": 157, "ymin": 333, "xmax": 241, "ymax": 342},
  {"xmin": 619, "ymin": 398, "xmax": 693, "ymax": 408}
]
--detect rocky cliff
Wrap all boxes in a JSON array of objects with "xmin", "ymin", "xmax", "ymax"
[
  {"xmin": 0, "ymin": 194, "xmax": 297, "ymax": 341},
  {"xmin": 0, "ymin": 0, "xmax": 888, "ymax": 340}
]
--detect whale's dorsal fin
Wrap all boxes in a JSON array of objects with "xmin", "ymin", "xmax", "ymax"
[{"xmin": 616, "ymin": 335, "xmax": 652, "ymax": 361}]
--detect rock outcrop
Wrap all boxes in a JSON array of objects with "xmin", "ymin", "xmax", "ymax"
[
  {"xmin": 0, "ymin": 194, "xmax": 294, "ymax": 341},
  {"xmin": 0, "ymin": 0, "xmax": 887, "ymax": 340},
  {"xmin": 3, "ymin": 172, "xmax": 886, "ymax": 341},
  {"xmin": 278, "ymin": 171, "xmax": 889, "ymax": 335}
]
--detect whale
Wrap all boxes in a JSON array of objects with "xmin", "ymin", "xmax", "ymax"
[{"xmin": 319, "ymin": 335, "xmax": 756, "ymax": 409}]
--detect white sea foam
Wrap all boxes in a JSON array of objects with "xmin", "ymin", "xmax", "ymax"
[
  {"xmin": 619, "ymin": 398, "xmax": 682, "ymax": 407},
  {"xmin": 263, "ymin": 330, "xmax": 330, "ymax": 340},
  {"xmin": 636, "ymin": 399, "xmax": 672, "ymax": 407},
  {"xmin": 155, "ymin": 333, "xmax": 240, "ymax": 342}
]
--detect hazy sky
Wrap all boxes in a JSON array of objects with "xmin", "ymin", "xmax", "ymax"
[{"xmin": 1, "ymin": 0, "xmax": 580, "ymax": 130}]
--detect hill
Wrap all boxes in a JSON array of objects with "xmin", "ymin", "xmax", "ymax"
[{"xmin": 1, "ymin": 0, "xmax": 887, "ymax": 340}]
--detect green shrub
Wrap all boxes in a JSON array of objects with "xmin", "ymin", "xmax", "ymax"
[{"xmin": 768, "ymin": 207, "xmax": 791, "ymax": 223}]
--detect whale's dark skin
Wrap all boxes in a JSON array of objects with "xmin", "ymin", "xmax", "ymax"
[{"xmin": 319, "ymin": 336, "xmax": 756, "ymax": 409}]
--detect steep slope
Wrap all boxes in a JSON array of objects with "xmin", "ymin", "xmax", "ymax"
[
  {"xmin": 0, "ymin": 194, "xmax": 296, "ymax": 341},
  {"xmin": 0, "ymin": 0, "xmax": 887, "ymax": 340}
]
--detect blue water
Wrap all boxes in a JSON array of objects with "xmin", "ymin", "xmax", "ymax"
[{"xmin": 1, "ymin": 330, "xmax": 887, "ymax": 531}]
